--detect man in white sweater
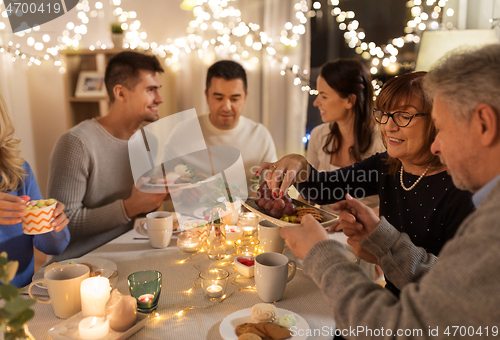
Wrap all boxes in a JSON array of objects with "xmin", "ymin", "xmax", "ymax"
[
  {"xmin": 48, "ymin": 51, "xmax": 168, "ymax": 260},
  {"xmin": 201, "ymin": 60, "xmax": 277, "ymax": 180}
]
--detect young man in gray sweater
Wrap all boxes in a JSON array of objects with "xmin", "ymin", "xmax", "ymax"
[
  {"xmin": 279, "ymin": 44, "xmax": 500, "ymax": 338},
  {"xmin": 48, "ymin": 51, "xmax": 168, "ymax": 260}
]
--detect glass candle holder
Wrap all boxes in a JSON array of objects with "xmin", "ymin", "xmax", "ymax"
[
  {"xmin": 177, "ymin": 230, "xmax": 202, "ymax": 254},
  {"xmin": 235, "ymin": 239, "xmax": 261, "ymax": 257},
  {"xmin": 237, "ymin": 212, "xmax": 259, "ymax": 239},
  {"xmin": 128, "ymin": 270, "xmax": 162, "ymax": 313},
  {"xmin": 199, "ymin": 269, "xmax": 229, "ymax": 301}
]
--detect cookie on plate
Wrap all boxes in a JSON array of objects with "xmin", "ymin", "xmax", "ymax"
[
  {"xmin": 235, "ymin": 323, "xmax": 268, "ymax": 339},
  {"xmin": 263, "ymin": 323, "xmax": 292, "ymax": 340},
  {"xmin": 238, "ymin": 333, "xmax": 263, "ymax": 340}
]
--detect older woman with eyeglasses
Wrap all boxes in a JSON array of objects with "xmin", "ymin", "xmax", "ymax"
[{"xmin": 257, "ymin": 71, "xmax": 475, "ymax": 297}]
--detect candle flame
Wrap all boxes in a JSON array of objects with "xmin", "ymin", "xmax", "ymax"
[
  {"xmin": 177, "ymin": 310, "xmax": 184, "ymax": 316},
  {"xmin": 90, "ymin": 317, "xmax": 97, "ymax": 328}
]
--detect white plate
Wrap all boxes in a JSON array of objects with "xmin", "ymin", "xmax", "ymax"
[
  {"xmin": 139, "ymin": 176, "xmax": 213, "ymax": 193},
  {"xmin": 242, "ymin": 198, "xmax": 338, "ymax": 228},
  {"xmin": 32, "ymin": 257, "xmax": 118, "ymax": 289},
  {"xmin": 219, "ymin": 307, "xmax": 309, "ymax": 340},
  {"xmin": 193, "ymin": 207, "xmax": 208, "ymax": 219},
  {"xmin": 48, "ymin": 312, "xmax": 148, "ymax": 340}
]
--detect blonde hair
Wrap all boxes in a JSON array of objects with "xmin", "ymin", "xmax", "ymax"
[{"xmin": 0, "ymin": 95, "xmax": 25, "ymax": 192}]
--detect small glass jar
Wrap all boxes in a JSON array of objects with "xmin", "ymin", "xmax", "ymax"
[
  {"xmin": 237, "ymin": 212, "xmax": 259, "ymax": 239},
  {"xmin": 177, "ymin": 230, "xmax": 202, "ymax": 254},
  {"xmin": 199, "ymin": 268, "xmax": 229, "ymax": 301},
  {"xmin": 235, "ymin": 239, "xmax": 261, "ymax": 257}
]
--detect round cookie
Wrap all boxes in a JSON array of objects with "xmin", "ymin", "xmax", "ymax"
[{"xmin": 238, "ymin": 333, "xmax": 263, "ymax": 340}]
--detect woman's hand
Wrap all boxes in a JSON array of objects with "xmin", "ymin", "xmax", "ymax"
[
  {"xmin": 256, "ymin": 154, "xmax": 311, "ymax": 198},
  {"xmin": 0, "ymin": 193, "xmax": 28, "ymax": 225},
  {"xmin": 51, "ymin": 201, "xmax": 69, "ymax": 232}
]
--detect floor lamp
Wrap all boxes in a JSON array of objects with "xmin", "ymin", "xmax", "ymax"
[{"xmin": 415, "ymin": 29, "xmax": 499, "ymax": 71}]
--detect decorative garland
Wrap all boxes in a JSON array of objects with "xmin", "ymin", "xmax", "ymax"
[
  {"xmin": 152, "ymin": 248, "xmax": 258, "ymax": 320},
  {"xmin": 0, "ymin": 0, "xmax": 461, "ymax": 92}
]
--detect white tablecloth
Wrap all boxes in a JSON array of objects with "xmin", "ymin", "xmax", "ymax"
[{"xmin": 23, "ymin": 226, "xmax": 338, "ymax": 340}]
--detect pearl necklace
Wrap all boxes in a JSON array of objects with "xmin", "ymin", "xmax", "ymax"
[{"xmin": 400, "ymin": 165, "xmax": 430, "ymax": 191}]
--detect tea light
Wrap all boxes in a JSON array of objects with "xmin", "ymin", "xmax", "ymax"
[
  {"xmin": 138, "ymin": 294, "xmax": 154, "ymax": 303},
  {"xmin": 78, "ymin": 317, "xmax": 109, "ymax": 339},
  {"xmin": 225, "ymin": 226, "xmax": 243, "ymax": 242},
  {"xmin": 199, "ymin": 269, "xmax": 229, "ymax": 301},
  {"xmin": 238, "ymin": 212, "xmax": 258, "ymax": 238},
  {"xmin": 206, "ymin": 284, "xmax": 223, "ymax": 298},
  {"xmin": 177, "ymin": 230, "xmax": 202, "ymax": 254},
  {"xmin": 80, "ymin": 277, "xmax": 110, "ymax": 318}
]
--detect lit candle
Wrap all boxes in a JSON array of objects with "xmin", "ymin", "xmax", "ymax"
[
  {"xmin": 80, "ymin": 277, "xmax": 110, "ymax": 318},
  {"xmin": 225, "ymin": 225, "xmax": 243, "ymax": 241},
  {"xmin": 137, "ymin": 293, "xmax": 156, "ymax": 310},
  {"xmin": 205, "ymin": 284, "xmax": 223, "ymax": 298},
  {"xmin": 138, "ymin": 294, "xmax": 154, "ymax": 303},
  {"xmin": 78, "ymin": 317, "xmax": 109, "ymax": 339}
]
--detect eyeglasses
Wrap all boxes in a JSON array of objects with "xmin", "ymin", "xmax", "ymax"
[{"xmin": 373, "ymin": 108, "xmax": 428, "ymax": 128}]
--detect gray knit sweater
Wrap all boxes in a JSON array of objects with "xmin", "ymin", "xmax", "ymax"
[
  {"xmin": 303, "ymin": 180, "xmax": 500, "ymax": 339},
  {"xmin": 48, "ymin": 119, "xmax": 133, "ymax": 260}
]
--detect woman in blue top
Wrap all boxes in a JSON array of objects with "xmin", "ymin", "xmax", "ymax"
[{"xmin": 0, "ymin": 95, "xmax": 70, "ymax": 287}]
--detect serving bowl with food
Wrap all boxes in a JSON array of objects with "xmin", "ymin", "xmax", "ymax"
[{"xmin": 242, "ymin": 182, "xmax": 338, "ymax": 228}]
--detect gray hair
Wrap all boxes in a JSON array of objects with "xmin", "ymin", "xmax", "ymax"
[{"xmin": 423, "ymin": 43, "xmax": 500, "ymax": 122}]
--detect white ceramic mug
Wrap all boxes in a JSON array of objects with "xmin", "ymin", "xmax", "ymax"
[
  {"xmin": 258, "ymin": 220, "xmax": 285, "ymax": 253},
  {"xmin": 139, "ymin": 211, "xmax": 173, "ymax": 248},
  {"xmin": 255, "ymin": 252, "xmax": 296, "ymax": 302},
  {"xmin": 28, "ymin": 264, "xmax": 90, "ymax": 319}
]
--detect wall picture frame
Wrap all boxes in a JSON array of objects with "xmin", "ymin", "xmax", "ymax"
[{"xmin": 75, "ymin": 71, "xmax": 107, "ymax": 98}]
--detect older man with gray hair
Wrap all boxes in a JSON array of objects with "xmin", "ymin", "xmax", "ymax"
[{"xmin": 278, "ymin": 44, "xmax": 500, "ymax": 339}]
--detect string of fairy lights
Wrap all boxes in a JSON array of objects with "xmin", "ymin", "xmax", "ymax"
[
  {"xmin": 0, "ymin": 0, "xmax": 460, "ymax": 91},
  {"xmin": 148, "ymin": 248, "xmax": 258, "ymax": 321}
]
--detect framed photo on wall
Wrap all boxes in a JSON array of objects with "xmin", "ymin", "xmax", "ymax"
[{"xmin": 75, "ymin": 71, "xmax": 107, "ymax": 98}]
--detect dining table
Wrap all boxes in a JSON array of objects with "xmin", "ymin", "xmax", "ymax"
[{"xmin": 17, "ymin": 214, "xmax": 356, "ymax": 340}]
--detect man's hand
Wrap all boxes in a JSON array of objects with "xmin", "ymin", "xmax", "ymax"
[
  {"xmin": 51, "ymin": 201, "xmax": 69, "ymax": 232},
  {"xmin": 124, "ymin": 182, "xmax": 167, "ymax": 218},
  {"xmin": 346, "ymin": 238, "xmax": 379, "ymax": 264},
  {"xmin": 0, "ymin": 193, "xmax": 28, "ymax": 225},
  {"xmin": 280, "ymin": 214, "xmax": 328, "ymax": 260},
  {"xmin": 331, "ymin": 194, "xmax": 381, "ymax": 243}
]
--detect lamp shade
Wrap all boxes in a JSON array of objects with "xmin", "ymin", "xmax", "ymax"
[{"xmin": 415, "ymin": 29, "xmax": 499, "ymax": 71}]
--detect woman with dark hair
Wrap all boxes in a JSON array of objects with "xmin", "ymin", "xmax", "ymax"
[
  {"xmin": 258, "ymin": 71, "xmax": 475, "ymax": 297},
  {"xmin": 307, "ymin": 59, "xmax": 384, "ymax": 171}
]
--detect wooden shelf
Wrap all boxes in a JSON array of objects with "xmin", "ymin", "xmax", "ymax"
[
  {"xmin": 62, "ymin": 50, "xmax": 118, "ymax": 127},
  {"xmin": 69, "ymin": 96, "xmax": 108, "ymax": 102}
]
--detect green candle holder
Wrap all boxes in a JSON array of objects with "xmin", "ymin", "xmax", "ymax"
[{"xmin": 128, "ymin": 270, "xmax": 162, "ymax": 313}]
